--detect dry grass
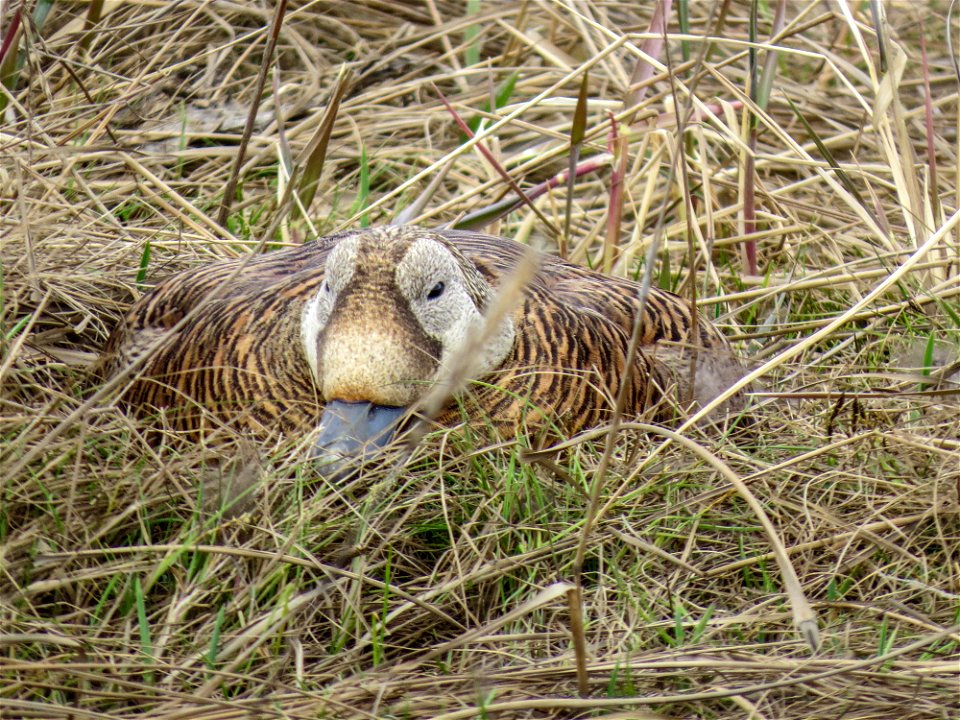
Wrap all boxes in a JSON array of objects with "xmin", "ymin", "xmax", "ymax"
[{"xmin": 1, "ymin": 1, "xmax": 958, "ymax": 718}]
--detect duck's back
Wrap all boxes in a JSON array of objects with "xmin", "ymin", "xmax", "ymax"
[
  {"xmin": 436, "ymin": 232, "xmax": 739, "ymax": 433},
  {"xmin": 444, "ymin": 230, "xmax": 729, "ymax": 348},
  {"xmin": 95, "ymin": 238, "xmax": 345, "ymax": 435}
]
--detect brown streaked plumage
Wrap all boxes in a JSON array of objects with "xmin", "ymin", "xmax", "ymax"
[{"xmin": 97, "ymin": 227, "xmax": 745, "ymax": 448}]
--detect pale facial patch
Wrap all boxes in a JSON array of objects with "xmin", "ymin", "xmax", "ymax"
[
  {"xmin": 396, "ymin": 237, "xmax": 514, "ymax": 379},
  {"xmin": 300, "ymin": 235, "xmax": 359, "ymax": 383}
]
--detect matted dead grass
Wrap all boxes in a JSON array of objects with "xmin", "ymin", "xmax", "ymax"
[{"xmin": 1, "ymin": 1, "xmax": 958, "ymax": 718}]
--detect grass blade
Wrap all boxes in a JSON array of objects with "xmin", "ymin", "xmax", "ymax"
[
  {"xmin": 206, "ymin": 604, "xmax": 225, "ymax": 671},
  {"xmin": 133, "ymin": 576, "xmax": 154, "ymax": 683},
  {"xmin": 0, "ymin": 7, "xmax": 22, "ymax": 114},
  {"xmin": 295, "ymin": 64, "xmax": 351, "ymax": 221},
  {"xmin": 217, "ymin": 0, "xmax": 289, "ymax": 228},
  {"xmin": 562, "ymin": 70, "xmax": 590, "ymax": 258},
  {"xmin": 918, "ymin": 18, "xmax": 941, "ymax": 222},
  {"xmin": 453, "ymin": 152, "xmax": 612, "ymax": 231},
  {"xmin": 434, "ymin": 84, "xmax": 560, "ymax": 238},
  {"xmin": 135, "ymin": 241, "xmax": 151, "ymax": 291},
  {"xmin": 79, "ymin": 0, "xmax": 106, "ymax": 53},
  {"xmin": 624, "ymin": 0, "xmax": 671, "ymax": 117},
  {"xmin": 783, "ymin": 94, "xmax": 873, "ymax": 219},
  {"xmin": 604, "ymin": 112, "xmax": 627, "ymax": 274},
  {"xmin": 463, "ymin": 0, "xmax": 482, "ymax": 67}
]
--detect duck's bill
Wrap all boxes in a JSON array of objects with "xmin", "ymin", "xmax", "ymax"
[{"xmin": 311, "ymin": 400, "xmax": 406, "ymax": 479}]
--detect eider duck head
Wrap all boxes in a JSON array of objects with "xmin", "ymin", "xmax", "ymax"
[{"xmin": 300, "ymin": 227, "xmax": 516, "ymax": 472}]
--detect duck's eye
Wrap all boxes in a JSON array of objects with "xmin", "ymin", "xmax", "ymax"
[
  {"xmin": 323, "ymin": 280, "xmax": 332, "ymax": 293},
  {"xmin": 426, "ymin": 281, "xmax": 445, "ymax": 300}
]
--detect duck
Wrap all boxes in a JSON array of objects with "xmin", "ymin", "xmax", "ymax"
[{"xmin": 97, "ymin": 226, "xmax": 746, "ymax": 467}]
